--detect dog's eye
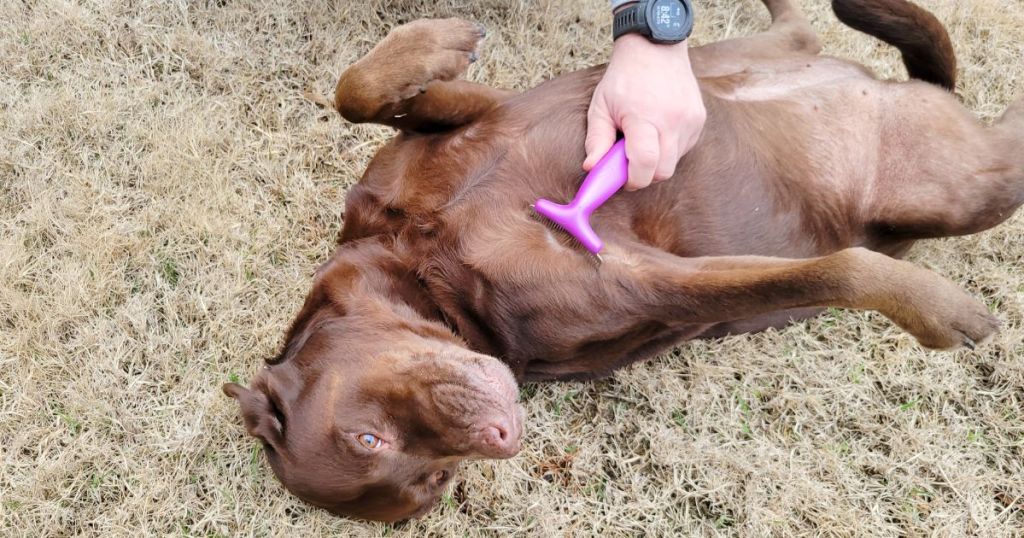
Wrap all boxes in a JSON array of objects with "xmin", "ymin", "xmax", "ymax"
[
  {"xmin": 357, "ymin": 433, "xmax": 383, "ymax": 450},
  {"xmin": 432, "ymin": 470, "xmax": 449, "ymax": 486}
]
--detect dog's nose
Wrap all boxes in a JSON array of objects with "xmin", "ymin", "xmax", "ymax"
[{"xmin": 478, "ymin": 416, "xmax": 521, "ymax": 458}]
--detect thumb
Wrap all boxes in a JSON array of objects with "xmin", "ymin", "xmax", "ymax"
[{"xmin": 584, "ymin": 104, "xmax": 617, "ymax": 171}]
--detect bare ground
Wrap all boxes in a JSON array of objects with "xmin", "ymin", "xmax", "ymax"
[{"xmin": 2, "ymin": 0, "xmax": 1023, "ymax": 536}]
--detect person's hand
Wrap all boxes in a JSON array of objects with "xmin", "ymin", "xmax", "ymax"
[{"xmin": 584, "ymin": 34, "xmax": 706, "ymax": 191}]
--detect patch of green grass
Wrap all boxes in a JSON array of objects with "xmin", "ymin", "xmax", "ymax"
[
  {"xmin": 51, "ymin": 404, "xmax": 81, "ymax": 436},
  {"xmin": 671, "ymin": 409, "xmax": 687, "ymax": 428},
  {"xmin": 228, "ymin": 372, "xmax": 241, "ymax": 384},
  {"xmin": 549, "ymin": 399, "xmax": 562, "ymax": 417},
  {"xmin": 583, "ymin": 477, "xmax": 608, "ymax": 501},
  {"xmin": 248, "ymin": 444, "xmax": 263, "ymax": 482},
  {"xmin": 848, "ymin": 362, "xmax": 866, "ymax": 384},
  {"xmin": 611, "ymin": 400, "xmax": 637, "ymax": 420},
  {"xmin": 820, "ymin": 307, "xmax": 844, "ymax": 327},
  {"xmin": 737, "ymin": 395, "xmax": 753, "ymax": 438},
  {"xmin": 899, "ymin": 399, "xmax": 918, "ymax": 412},
  {"xmin": 902, "ymin": 486, "xmax": 934, "ymax": 521},
  {"xmin": 160, "ymin": 257, "xmax": 180, "ymax": 287},
  {"xmin": 909, "ymin": 486, "xmax": 932, "ymax": 500}
]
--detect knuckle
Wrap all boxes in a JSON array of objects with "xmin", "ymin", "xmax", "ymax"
[
  {"xmin": 690, "ymin": 106, "xmax": 708, "ymax": 125},
  {"xmin": 653, "ymin": 161, "xmax": 677, "ymax": 180},
  {"xmin": 632, "ymin": 147, "xmax": 659, "ymax": 164},
  {"xmin": 653, "ymin": 169, "xmax": 674, "ymax": 181}
]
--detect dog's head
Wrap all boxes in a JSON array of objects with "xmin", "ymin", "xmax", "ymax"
[{"xmin": 224, "ymin": 240, "xmax": 522, "ymax": 522}]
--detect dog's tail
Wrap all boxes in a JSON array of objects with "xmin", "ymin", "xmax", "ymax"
[{"xmin": 832, "ymin": 0, "xmax": 957, "ymax": 91}]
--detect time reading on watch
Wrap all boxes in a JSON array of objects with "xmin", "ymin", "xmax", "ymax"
[{"xmin": 653, "ymin": 0, "xmax": 684, "ymax": 32}]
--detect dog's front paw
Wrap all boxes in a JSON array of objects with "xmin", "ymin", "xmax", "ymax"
[
  {"xmin": 389, "ymin": 19, "xmax": 486, "ymax": 99},
  {"xmin": 336, "ymin": 18, "xmax": 486, "ymax": 123}
]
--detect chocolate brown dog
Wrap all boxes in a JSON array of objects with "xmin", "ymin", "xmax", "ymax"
[{"xmin": 224, "ymin": 0, "xmax": 1024, "ymax": 522}]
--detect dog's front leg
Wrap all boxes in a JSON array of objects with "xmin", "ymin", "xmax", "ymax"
[
  {"xmin": 618, "ymin": 247, "xmax": 999, "ymax": 350},
  {"xmin": 335, "ymin": 19, "xmax": 513, "ymax": 132}
]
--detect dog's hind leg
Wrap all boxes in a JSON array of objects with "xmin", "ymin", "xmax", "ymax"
[
  {"xmin": 691, "ymin": 0, "xmax": 820, "ymax": 75},
  {"xmin": 865, "ymin": 89, "xmax": 1024, "ymax": 243},
  {"xmin": 623, "ymin": 247, "xmax": 999, "ymax": 350},
  {"xmin": 997, "ymin": 97, "xmax": 1024, "ymax": 140},
  {"xmin": 760, "ymin": 0, "xmax": 822, "ymax": 55}
]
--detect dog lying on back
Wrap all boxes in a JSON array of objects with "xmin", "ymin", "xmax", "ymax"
[{"xmin": 224, "ymin": 0, "xmax": 1023, "ymax": 522}]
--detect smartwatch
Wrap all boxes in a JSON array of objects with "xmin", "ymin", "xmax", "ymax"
[{"xmin": 613, "ymin": 0, "xmax": 694, "ymax": 45}]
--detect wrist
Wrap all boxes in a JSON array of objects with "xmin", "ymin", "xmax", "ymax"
[{"xmin": 612, "ymin": 33, "xmax": 690, "ymax": 60}]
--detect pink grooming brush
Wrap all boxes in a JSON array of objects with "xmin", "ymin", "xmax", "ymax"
[{"xmin": 534, "ymin": 139, "xmax": 629, "ymax": 259}]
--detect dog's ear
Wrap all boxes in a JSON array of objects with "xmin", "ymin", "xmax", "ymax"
[{"xmin": 223, "ymin": 382, "xmax": 285, "ymax": 450}]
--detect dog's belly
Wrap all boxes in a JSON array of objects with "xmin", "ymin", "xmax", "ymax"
[
  {"xmin": 650, "ymin": 59, "xmax": 885, "ymax": 257},
  {"xmin": 701, "ymin": 57, "xmax": 873, "ymax": 103},
  {"xmin": 442, "ymin": 60, "xmax": 896, "ymax": 380}
]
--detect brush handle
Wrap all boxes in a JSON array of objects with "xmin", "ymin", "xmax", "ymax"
[
  {"xmin": 534, "ymin": 139, "xmax": 629, "ymax": 254},
  {"xmin": 574, "ymin": 139, "xmax": 629, "ymax": 215}
]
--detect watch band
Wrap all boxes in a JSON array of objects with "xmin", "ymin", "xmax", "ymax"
[{"xmin": 613, "ymin": 2, "xmax": 648, "ymax": 41}]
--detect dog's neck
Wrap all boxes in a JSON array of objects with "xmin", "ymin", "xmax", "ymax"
[{"xmin": 270, "ymin": 237, "xmax": 465, "ymax": 366}]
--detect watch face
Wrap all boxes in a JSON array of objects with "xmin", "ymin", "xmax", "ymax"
[{"xmin": 648, "ymin": 0, "xmax": 690, "ymax": 41}]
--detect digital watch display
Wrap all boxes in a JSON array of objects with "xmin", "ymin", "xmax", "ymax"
[{"xmin": 613, "ymin": 0, "xmax": 694, "ymax": 45}]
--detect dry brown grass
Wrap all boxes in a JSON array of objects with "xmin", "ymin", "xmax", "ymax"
[{"xmin": 2, "ymin": 0, "xmax": 1023, "ymax": 536}]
